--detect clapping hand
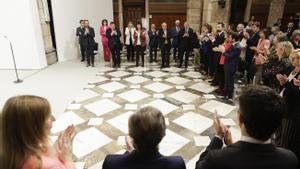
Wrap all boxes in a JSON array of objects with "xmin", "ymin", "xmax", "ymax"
[
  {"xmin": 214, "ymin": 112, "xmax": 233, "ymax": 145},
  {"xmin": 276, "ymin": 74, "xmax": 288, "ymax": 86},
  {"xmin": 56, "ymin": 125, "xmax": 75, "ymax": 162},
  {"xmin": 125, "ymin": 136, "xmax": 135, "ymax": 153}
]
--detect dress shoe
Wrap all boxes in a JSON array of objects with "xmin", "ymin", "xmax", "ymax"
[
  {"xmin": 86, "ymin": 64, "xmax": 90, "ymax": 67},
  {"xmin": 91, "ymin": 64, "xmax": 95, "ymax": 67},
  {"xmin": 81, "ymin": 59, "xmax": 85, "ymax": 62}
]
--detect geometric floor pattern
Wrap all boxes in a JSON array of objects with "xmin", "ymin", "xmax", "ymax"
[{"xmin": 50, "ymin": 60, "xmax": 240, "ymax": 169}]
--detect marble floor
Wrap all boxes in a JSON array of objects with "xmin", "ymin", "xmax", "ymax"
[{"xmin": 49, "ymin": 59, "xmax": 242, "ymax": 169}]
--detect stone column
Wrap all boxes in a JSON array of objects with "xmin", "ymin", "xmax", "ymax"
[
  {"xmin": 266, "ymin": 0, "xmax": 286, "ymax": 27},
  {"xmin": 244, "ymin": 0, "xmax": 253, "ymax": 22},
  {"xmin": 145, "ymin": 0, "xmax": 150, "ymax": 30},
  {"xmin": 118, "ymin": 0, "xmax": 124, "ymax": 43},
  {"xmin": 187, "ymin": 0, "xmax": 203, "ymax": 32},
  {"xmin": 202, "ymin": 0, "xmax": 232, "ymax": 28}
]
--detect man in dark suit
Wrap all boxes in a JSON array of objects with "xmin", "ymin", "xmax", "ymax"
[
  {"xmin": 222, "ymin": 32, "xmax": 241, "ymax": 99},
  {"xmin": 285, "ymin": 21, "xmax": 296, "ymax": 39},
  {"xmin": 82, "ymin": 20, "xmax": 96, "ymax": 67},
  {"xmin": 178, "ymin": 21, "xmax": 193, "ymax": 68},
  {"xmin": 196, "ymin": 85, "xmax": 298, "ymax": 169},
  {"xmin": 171, "ymin": 20, "xmax": 181, "ymax": 61},
  {"xmin": 210, "ymin": 22, "xmax": 225, "ymax": 86},
  {"xmin": 148, "ymin": 24, "xmax": 159, "ymax": 63},
  {"xmin": 76, "ymin": 20, "xmax": 85, "ymax": 62},
  {"xmin": 106, "ymin": 22, "xmax": 122, "ymax": 68},
  {"xmin": 245, "ymin": 21, "xmax": 260, "ymax": 83},
  {"xmin": 103, "ymin": 107, "xmax": 186, "ymax": 169},
  {"xmin": 158, "ymin": 22, "xmax": 171, "ymax": 68},
  {"xmin": 236, "ymin": 23, "xmax": 244, "ymax": 41}
]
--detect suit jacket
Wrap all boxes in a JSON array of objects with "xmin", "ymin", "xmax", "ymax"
[
  {"xmin": 148, "ymin": 29, "xmax": 159, "ymax": 47},
  {"xmin": 283, "ymin": 72, "xmax": 300, "ymax": 120},
  {"xmin": 224, "ymin": 42, "xmax": 241, "ymax": 72},
  {"xmin": 285, "ymin": 27, "xmax": 296, "ymax": 39},
  {"xmin": 158, "ymin": 29, "xmax": 171, "ymax": 49},
  {"xmin": 103, "ymin": 150, "xmax": 186, "ymax": 169},
  {"xmin": 81, "ymin": 27, "xmax": 95, "ymax": 48},
  {"xmin": 133, "ymin": 30, "xmax": 146, "ymax": 47},
  {"xmin": 171, "ymin": 26, "xmax": 181, "ymax": 47},
  {"xmin": 106, "ymin": 28, "xmax": 121, "ymax": 49},
  {"xmin": 213, "ymin": 31, "xmax": 225, "ymax": 48},
  {"xmin": 125, "ymin": 27, "xmax": 136, "ymax": 45},
  {"xmin": 196, "ymin": 137, "xmax": 298, "ymax": 169},
  {"xmin": 76, "ymin": 26, "xmax": 85, "ymax": 44},
  {"xmin": 246, "ymin": 31, "xmax": 260, "ymax": 64},
  {"xmin": 178, "ymin": 27, "xmax": 194, "ymax": 49}
]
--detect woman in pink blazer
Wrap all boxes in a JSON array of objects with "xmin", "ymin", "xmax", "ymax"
[
  {"xmin": 1, "ymin": 95, "xmax": 76, "ymax": 169},
  {"xmin": 100, "ymin": 19, "xmax": 111, "ymax": 63}
]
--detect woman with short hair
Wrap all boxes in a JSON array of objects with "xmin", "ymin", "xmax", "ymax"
[
  {"xmin": 100, "ymin": 19, "xmax": 111, "ymax": 65},
  {"xmin": 103, "ymin": 107, "xmax": 186, "ymax": 169}
]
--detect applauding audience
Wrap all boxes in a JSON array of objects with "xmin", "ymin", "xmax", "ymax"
[
  {"xmin": 196, "ymin": 85, "xmax": 298, "ymax": 169},
  {"xmin": 1, "ymin": 95, "xmax": 75, "ymax": 169}
]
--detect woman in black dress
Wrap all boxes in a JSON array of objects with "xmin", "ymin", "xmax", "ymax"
[{"xmin": 275, "ymin": 49, "xmax": 300, "ymax": 168}]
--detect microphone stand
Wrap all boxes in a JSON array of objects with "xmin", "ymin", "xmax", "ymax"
[{"xmin": 2, "ymin": 35, "xmax": 23, "ymax": 83}]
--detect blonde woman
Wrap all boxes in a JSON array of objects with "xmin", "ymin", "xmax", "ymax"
[
  {"xmin": 275, "ymin": 49, "xmax": 300, "ymax": 164},
  {"xmin": 1, "ymin": 95, "xmax": 75, "ymax": 169}
]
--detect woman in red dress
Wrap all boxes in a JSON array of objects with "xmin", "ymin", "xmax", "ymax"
[{"xmin": 100, "ymin": 19, "xmax": 111, "ymax": 65}]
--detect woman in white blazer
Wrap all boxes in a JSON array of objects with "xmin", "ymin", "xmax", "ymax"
[{"xmin": 125, "ymin": 21, "xmax": 136, "ymax": 62}]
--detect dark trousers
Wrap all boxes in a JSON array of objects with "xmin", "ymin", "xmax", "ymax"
[
  {"xmin": 161, "ymin": 45, "xmax": 170, "ymax": 68},
  {"xmin": 173, "ymin": 46, "xmax": 179, "ymax": 60},
  {"xmin": 86, "ymin": 47, "xmax": 94, "ymax": 65},
  {"xmin": 210, "ymin": 52, "xmax": 220, "ymax": 77},
  {"xmin": 224, "ymin": 66, "xmax": 235, "ymax": 98},
  {"xmin": 150, "ymin": 46, "xmax": 157, "ymax": 62},
  {"xmin": 126, "ymin": 44, "xmax": 135, "ymax": 61},
  {"xmin": 110, "ymin": 46, "xmax": 121, "ymax": 67},
  {"xmin": 135, "ymin": 45, "xmax": 145, "ymax": 67},
  {"xmin": 80, "ymin": 43, "xmax": 85, "ymax": 60},
  {"xmin": 179, "ymin": 46, "xmax": 190, "ymax": 68}
]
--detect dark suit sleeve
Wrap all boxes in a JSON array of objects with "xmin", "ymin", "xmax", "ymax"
[
  {"xmin": 117, "ymin": 29, "xmax": 121, "ymax": 38},
  {"xmin": 76, "ymin": 27, "xmax": 80, "ymax": 36},
  {"xmin": 224, "ymin": 46, "xmax": 241, "ymax": 59},
  {"xmin": 195, "ymin": 136, "xmax": 223, "ymax": 169},
  {"xmin": 90, "ymin": 28, "xmax": 95, "ymax": 38},
  {"xmin": 106, "ymin": 29, "xmax": 111, "ymax": 39}
]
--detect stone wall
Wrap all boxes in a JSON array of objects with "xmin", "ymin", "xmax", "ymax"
[{"xmin": 187, "ymin": 0, "xmax": 202, "ymax": 32}]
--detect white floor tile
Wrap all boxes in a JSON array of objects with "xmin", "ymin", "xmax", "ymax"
[
  {"xmin": 88, "ymin": 76, "xmax": 109, "ymax": 84},
  {"xmin": 118, "ymin": 89, "xmax": 150, "ymax": 103},
  {"xmin": 130, "ymin": 85, "xmax": 141, "ymax": 89},
  {"xmin": 117, "ymin": 136, "xmax": 126, "ymax": 146},
  {"xmin": 84, "ymin": 99, "xmax": 121, "ymax": 116},
  {"xmin": 75, "ymin": 162, "xmax": 85, "ymax": 169},
  {"xmin": 102, "ymin": 93, "xmax": 114, "ymax": 98},
  {"xmin": 98, "ymin": 67, "xmax": 115, "ymax": 72},
  {"xmin": 176, "ymin": 85, "xmax": 186, "ymax": 90},
  {"xmin": 168, "ymin": 90, "xmax": 200, "ymax": 104},
  {"xmin": 98, "ymin": 81, "xmax": 127, "ymax": 92},
  {"xmin": 153, "ymin": 78, "xmax": 163, "ymax": 82},
  {"xmin": 173, "ymin": 112, "xmax": 213, "ymax": 134},
  {"xmin": 162, "ymin": 67, "xmax": 184, "ymax": 73},
  {"xmin": 143, "ymin": 99, "xmax": 179, "ymax": 115},
  {"xmin": 182, "ymin": 104, "xmax": 196, "ymax": 111},
  {"xmin": 74, "ymin": 89, "xmax": 99, "ymax": 103},
  {"xmin": 107, "ymin": 71, "xmax": 131, "ymax": 77},
  {"xmin": 128, "ymin": 67, "xmax": 150, "ymax": 72},
  {"xmin": 146, "ymin": 71, "xmax": 169, "ymax": 78},
  {"xmin": 182, "ymin": 71, "xmax": 202, "ymax": 79},
  {"xmin": 153, "ymin": 94, "xmax": 165, "ymax": 99},
  {"xmin": 144, "ymin": 82, "xmax": 173, "ymax": 93},
  {"xmin": 193, "ymin": 136, "xmax": 211, "ymax": 146},
  {"xmin": 73, "ymin": 127, "xmax": 112, "ymax": 158},
  {"xmin": 199, "ymin": 100, "xmax": 237, "ymax": 117},
  {"xmin": 88, "ymin": 118, "xmax": 104, "ymax": 126},
  {"xmin": 111, "ymin": 77, "xmax": 121, "ymax": 81},
  {"xmin": 124, "ymin": 104, "xmax": 138, "ymax": 110},
  {"xmin": 165, "ymin": 76, "xmax": 191, "ymax": 85},
  {"xmin": 67, "ymin": 103, "xmax": 81, "ymax": 110},
  {"xmin": 124, "ymin": 75, "xmax": 150, "ymax": 84},
  {"xmin": 159, "ymin": 129, "xmax": 190, "ymax": 156},
  {"xmin": 51, "ymin": 111, "xmax": 85, "ymax": 134},
  {"xmin": 186, "ymin": 151, "xmax": 204, "ymax": 169},
  {"xmin": 107, "ymin": 111, "xmax": 134, "ymax": 134},
  {"xmin": 220, "ymin": 118, "xmax": 237, "ymax": 126},
  {"xmin": 189, "ymin": 82, "xmax": 217, "ymax": 94}
]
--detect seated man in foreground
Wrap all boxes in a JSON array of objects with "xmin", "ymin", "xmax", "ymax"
[
  {"xmin": 103, "ymin": 106, "xmax": 186, "ymax": 169},
  {"xmin": 196, "ymin": 85, "xmax": 298, "ymax": 169}
]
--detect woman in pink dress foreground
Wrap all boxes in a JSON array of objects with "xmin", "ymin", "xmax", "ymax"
[{"xmin": 100, "ymin": 19, "xmax": 111, "ymax": 65}]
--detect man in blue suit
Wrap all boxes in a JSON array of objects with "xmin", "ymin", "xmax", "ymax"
[
  {"xmin": 223, "ymin": 32, "xmax": 241, "ymax": 99},
  {"xmin": 171, "ymin": 20, "xmax": 181, "ymax": 61}
]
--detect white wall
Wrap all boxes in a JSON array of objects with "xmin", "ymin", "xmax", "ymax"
[
  {"xmin": 51, "ymin": 0, "xmax": 114, "ymax": 62},
  {"xmin": 0, "ymin": 0, "xmax": 47, "ymax": 69}
]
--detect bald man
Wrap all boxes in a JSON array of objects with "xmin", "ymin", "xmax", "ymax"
[
  {"xmin": 158, "ymin": 22, "xmax": 171, "ymax": 68},
  {"xmin": 171, "ymin": 20, "xmax": 181, "ymax": 61}
]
